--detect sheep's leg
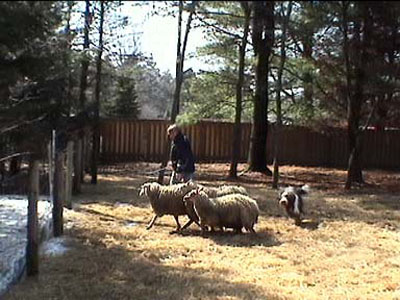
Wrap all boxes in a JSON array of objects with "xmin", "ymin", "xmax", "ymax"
[
  {"xmin": 234, "ymin": 227, "xmax": 243, "ymax": 234},
  {"xmin": 174, "ymin": 216, "xmax": 181, "ymax": 231},
  {"xmin": 146, "ymin": 215, "xmax": 158, "ymax": 230},
  {"xmin": 180, "ymin": 219, "xmax": 193, "ymax": 231},
  {"xmin": 200, "ymin": 221, "xmax": 208, "ymax": 232}
]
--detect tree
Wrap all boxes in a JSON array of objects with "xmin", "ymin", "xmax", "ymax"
[
  {"xmin": 78, "ymin": 0, "xmax": 92, "ymax": 112},
  {"xmin": 111, "ymin": 76, "xmax": 140, "ymax": 118},
  {"xmin": 272, "ymin": 1, "xmax": 293, "ymax": 188},
  {"xmin": 229, "ymin": 2, "xmax": 251, "ymax": 178},
  {"xmin": 74, "ymin": 0, "xmax": 92, "ymax": 191},
  {"xmin": 158, "ymin": 0, "xmax": 197, "ymax": 184},
  {"xmin": 90, "ymin": 0, "xmax": 105, "ymax": 185},
  {"xmin": 131, "ymin": 59, "xmax": 174, "ymax": 119},
  {"xmin": 0, "ymin": 1, "xmax": 71, "ymax": 156},
  {"xmin": 248, "ymin": 1, "xmax": 274, "ymax": 174},
  {"xmin": 171, "ymin": 0, "xmax": 197, "ymax": 122}
]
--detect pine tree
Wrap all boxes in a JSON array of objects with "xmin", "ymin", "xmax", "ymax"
[{"xmin": 112, "ymin": 77, "xmax": 140, "ymax": 119}]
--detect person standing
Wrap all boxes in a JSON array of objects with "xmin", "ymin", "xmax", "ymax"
[{"xmin": 167, "ymin": 124, "xmax": 195, "ymax": 184}]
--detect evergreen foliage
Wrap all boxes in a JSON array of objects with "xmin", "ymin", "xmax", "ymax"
[
  {"xmin": 110, "ymin": 76, "xmax": 140, "ymax": 119},
  {"xmin": 0, "ymin": 1, "xmax": 70, "ymax": 156}
]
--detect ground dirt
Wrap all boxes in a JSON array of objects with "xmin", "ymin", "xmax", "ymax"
[{"xmin": 3, "ymin": 163, "xmax": 400, "ymax": 300}]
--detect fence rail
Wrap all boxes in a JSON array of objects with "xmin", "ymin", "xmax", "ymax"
[{"xmin": 99, "ymin": 119, "xmax": 400, "ymax": 169}]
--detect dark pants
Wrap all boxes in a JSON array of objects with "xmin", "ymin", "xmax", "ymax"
[{"xmin": 169, "ymin": 171, "xmax": 194, "ymax": 185}]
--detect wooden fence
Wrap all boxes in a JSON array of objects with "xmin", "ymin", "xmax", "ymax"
[{"xmin": 99, "ymin": 119, "xmax": 400, "ymax": 170}]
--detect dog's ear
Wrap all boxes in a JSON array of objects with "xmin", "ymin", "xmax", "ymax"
[
  {"xmin": 300, "ymin": 184, "xmax": 310, "ymax": 195},
  {"xmin": 278, "ymin": 186, "xmax": 286, "ymax": 196}
]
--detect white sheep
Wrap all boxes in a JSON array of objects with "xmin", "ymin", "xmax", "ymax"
[
  {"xmin": 185, "ymin": 181, "xmax": 248, "ymax": 197},
  {"xmin": 199, "ymin": 184, "xmax": 248, "ymax": 198},
  {"xmin": 138, "ymin": 181, "xmax": 200, "ymax": 231},
  {"xmin": 183, "ymin": 189, "xmax": 259, "ymax": 234}
]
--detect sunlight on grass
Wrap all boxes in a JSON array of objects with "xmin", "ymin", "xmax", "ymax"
[{"xmin": 4, "ymin": 163, "xmax": 400, "ymax": 300}]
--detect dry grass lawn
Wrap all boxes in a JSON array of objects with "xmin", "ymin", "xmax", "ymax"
[{"xmin": 4, "ymin": 163, "xmax": 400, "ymax": 300}]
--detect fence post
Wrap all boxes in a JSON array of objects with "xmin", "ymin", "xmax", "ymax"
[{"xmin": 27, "ymin": 158, "xmax": 39, "ymax": 276}]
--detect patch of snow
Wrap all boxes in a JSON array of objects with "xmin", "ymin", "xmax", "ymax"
[
  {"xmin": 114, "ymin": 202, "xmax": 131, "ymax": 207},
  {"xmin": 125, "ymin": 221, "xmax": 138, "ymax": 227},
  {"xmin": 0, "ymin": 195, "xmax": 52, "ymax": 297},
  {"xmin": 40, "ymin": 237, "xmax": 69, "ymax": 257}
]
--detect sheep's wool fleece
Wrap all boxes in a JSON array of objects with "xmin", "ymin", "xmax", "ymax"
[
  {"xmin": 192, "ymin": 191, "xmax": 259, "ymax": 230},
  {"xmin": 140, "ymin": 182, "xmax": 196, "ymax": 216},
  {"xmin": 198, "ymin": 184, "xmax": 248, "ymax": 198}
]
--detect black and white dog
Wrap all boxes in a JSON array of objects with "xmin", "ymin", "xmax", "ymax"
[{"xmin": 278, "ymin": 185, "xmax": 310, "ymax": 225}]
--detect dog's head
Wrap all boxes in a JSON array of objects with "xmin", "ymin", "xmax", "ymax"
[{"xmin": 278, "ymin": 185, "xmax": 310, "ymax": 218}]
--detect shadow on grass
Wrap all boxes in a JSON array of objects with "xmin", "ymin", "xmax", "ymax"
[
  {"xmin": 74, "ymin": 205, "xmax": 150, "ymax": 227},
  {"xmin": 4, "ymin": 226, "xmax": 285, "ymax": 300},
  {"xmin": 358, "ymin": 194, "xmax": 400, "ymax": 211},
  {"xmin": 177, "ymin": 228, "xmax": 281, "ymax": 248}
]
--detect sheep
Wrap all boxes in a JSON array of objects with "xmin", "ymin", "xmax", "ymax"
[
  {"xmin": 138, "ymin": 181, "xmax": 200, "ymax": 231},
  {"xmin": 208, "ymin": 185, "xmax": 248, "ymax": 197},
  {"xmin": 183, "ymin": 189, "xmax": 259, "ymax": 234},
  {"xmin": 180, "ymin": 181, "xmax": 249, "ymax": 230},
  {"xmin": 194, "ymin": 183, "xmax": 248, "ymax": 198}
]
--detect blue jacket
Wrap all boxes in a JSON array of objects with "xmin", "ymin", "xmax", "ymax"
[{"xmin": 170, "ymin": 132, "xmax": 195, "ymax": 173}]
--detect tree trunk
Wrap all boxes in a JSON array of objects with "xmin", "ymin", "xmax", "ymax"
[
  {"xmin": 170, "ymin": 1, "xmax": 183, "ymax": 122},
  {"xmin": 53, "ymin": 149, "xmax": 64, "ymax": 237},
  {"xmin": 27, "ymin": 158, "xmax": 39, "ymax": 276},
  {"xmin": 302, "ymin": 2, "xmax": 314, "ymax": 119},
  {"xmin": 65, "ymin": 141, "xmax": 73, "ymax": 208},
  {"xmin": 158, "ymin": 1, "xmax": 196, "ymax": 184},
  {"xmin": 91, "ymin": 1, "xmax": 105, "ymax": 185},
  {"xmin": 248, "ymin": 1, "xmax": 274, "ymax": 175},
  {"xmin": 345, "ymin": 2, "xmax": 371, "ymax": 189},
  {"xmin": 272, "ymin": 1, "xmax": 292, "ymax": 189},
  {"xmin": 76, "ymin": 0, "xmax": 91, "ymax": 187},
  {"xmin": 9, "ymin": 156, "xmax": 21, "ymax": 176},
  {"xmin": 73, "ymin": 138, "xmax": 82, "ymax": 194},
  {"xmin": 78, "ymin": 0, "xmax": 91, "ymax": 111},
  {"xmin": 229, "ymin": 2, "xmax": 250, "ymax": 178}
]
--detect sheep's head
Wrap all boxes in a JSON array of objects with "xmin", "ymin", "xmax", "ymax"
[{"xmin": 139, "ymin": 182, "xmax": 160, "ymax": 198}]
